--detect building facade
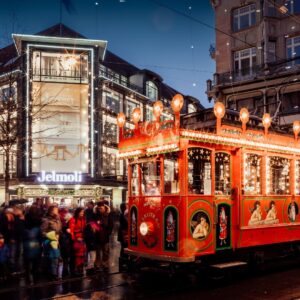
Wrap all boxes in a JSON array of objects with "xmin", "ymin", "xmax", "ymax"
[
  {"xmin": 0, "ymin": 24, "xmax": 202, "ymax": 206},
  {"xmin": 207, "ymin": 0, "xmax": 300, "ymax": 129}
]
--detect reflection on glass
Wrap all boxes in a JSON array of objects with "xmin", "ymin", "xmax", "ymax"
[
  {"xmin": 141, "ymin": 161, "xmax": 160, "ymax": 196},
  {"xmin": 188, "ymin": 148, "xmax": 211, "ymax": 195},
  {"xmin": 267, "ymin": 156, "xmax": 290, "ymax": 195},
  {"xmin": 244, "ymin": 153, "xmax": 261, "ymax": 195},
  {"xmin": 32, "ymin": 82, "xmax": 89, "ymax": 172},
  {"xmin": 215, "ymin": 152, "xmax": 231, "ymax": 195},
  {"xmin": 164, "ymin": 152, "xmax": 179, "ymax": 194},
  {"xmin": 131, "ymin": 165, "xmax": 139, "ymax": 196}
]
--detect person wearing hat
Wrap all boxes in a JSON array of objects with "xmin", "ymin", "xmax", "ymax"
[{"xmin": 94, "ymin": 201, "xmax": 113, "ymax": 271}]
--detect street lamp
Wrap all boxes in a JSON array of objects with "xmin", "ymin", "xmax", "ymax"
[
  {"xmin": 117, "ymin": 112, "xmax": 126, "ymax": 140},
  {"xmin": 171, "ymin": 94, "xmax": 184, "ymax": 128},
  {"xmin": 293, "ymin": 120, "xmax": 300, "ymax": 141},
  {"xmin": 213, "ymin": 101, "xmax": 225, "ymax": 134},
  {"xmin": 262, "ymin": 113, "xmax": 271, "ymax": 136},
  {"xmin": 153, "ymin": 101, "xmax": 163, "ymax": 122},
  {"xmin": 239, "ymin": 108, "xmax": 249, "ymax": 134},
  {"xmin": 132, "ymin": 107, "xmax": 141, "ymax": 127}
]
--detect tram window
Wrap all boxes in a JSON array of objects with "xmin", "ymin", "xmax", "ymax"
[
  {"xmin": 131, "ymin": 165, "xmax": 139, "ymax": 196},
  {"xmin": 244, "ymin": 153, "xmax": 261, "ymax": 195},
  {"xmin": 188, "ymin": 148, "xmax": 212, "ymax": 195},
  {"xmin": 141, "ymin": 161, "xmax": 161, "ymax": 196},
  {"xmin": 164, "ymin": 152, "xmax": 179, "ymax": 194},
  {"xmin": 267, "ymin": 156, "xmax": 290, "ymax": 195},
  {"xmin": 296, "ymin": 160, "xmax": 300, "ymax": 195},
  {"xmin": 215, "ymin": 152, "xmax": 231, "ymax": 195}
]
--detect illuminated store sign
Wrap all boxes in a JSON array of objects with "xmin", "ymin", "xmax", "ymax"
[{"xmin": 37, "ymin": 171, "xmax": 83, "ymax": 183}]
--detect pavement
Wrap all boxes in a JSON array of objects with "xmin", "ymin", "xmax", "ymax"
[{"xmin": 2, "ymin": 230, "xmax": 300, "ymax": 299}]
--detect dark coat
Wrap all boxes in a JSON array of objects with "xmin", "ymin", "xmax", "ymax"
[
  {"xmin": 23, "ymin": 226, "xmax": 42, "ymax": 260},
  {"xmin": 0, "ymin": 212, "xmax": 15, "ymax": 243},
  {"xmin": 94, "ymin": 208, "xmax": 113, "ymax": 244},
  {"xmin": 0, "ymin": 244, "xmax": 9, "ymax": 264},
  {"xmin": 84, "ymin": 222, "xmax": 99, "ymax": 251},
  {"xmin": 118, "ymin": 212, "xmax": 128, "ymax": 246}
]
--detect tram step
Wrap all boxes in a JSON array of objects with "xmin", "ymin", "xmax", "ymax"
[{"xmin": 210, "ymin": 261, "xmax": 247, "ymax": 269}]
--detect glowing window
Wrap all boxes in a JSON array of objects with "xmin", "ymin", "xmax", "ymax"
[{"xmin": 244, "ymin": 153, "xmax": 261, "ymax": 195}]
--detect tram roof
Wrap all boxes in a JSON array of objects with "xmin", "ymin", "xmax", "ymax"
[{"xmin": 118, "ymin": 109, "xmax": 300, "ymax": 159}]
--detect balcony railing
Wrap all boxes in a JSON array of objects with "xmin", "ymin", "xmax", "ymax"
[
  {"xmin": 99, "ymin": 68, "xmax": 144, "ymax": 95},
  {"xmin": 213, "ymin": 58, "xmax": 300, "ymax": 86},
  {"xmin": 32, "ymin": 68, "xmax": 88, "ymax": 83}
]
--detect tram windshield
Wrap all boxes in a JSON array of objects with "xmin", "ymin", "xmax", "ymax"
[
  {"xmin": 164, "ymin": 152, "xmax": 179, "ymax": 194},
  {"xmin": 141, "ymin": 160, "xmax": 161, "ymax": 196},
  {"xmin": 188, "ymin": 148, "xmax": 212, "ymax": 195},
  {"xmin": 215, "ymin": 152, "xmax": 231, "ymax": 195},
  {"xmin": 131, "ymin": 164, "xmax": 139, "ymax": 196}
]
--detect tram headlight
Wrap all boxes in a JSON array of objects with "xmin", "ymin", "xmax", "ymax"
[{"xmin": 140, "ymin": 222, "xmax": 154, "ymax": 236}]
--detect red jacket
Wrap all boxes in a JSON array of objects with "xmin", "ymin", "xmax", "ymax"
[{"xmin": 69, "ymin": 217, "xmax": 86, "ymax": 241}]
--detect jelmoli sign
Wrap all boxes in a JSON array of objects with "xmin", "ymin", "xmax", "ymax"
[{"xmin": 37, "ymin": 171, "xmax": 83, "ymax": 183}]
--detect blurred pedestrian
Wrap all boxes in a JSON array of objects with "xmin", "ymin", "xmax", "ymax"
[
  {"xmin": 85, "ymin": 201, "xmax": 95, "ymax": 223},
  {"xmin": 118, "ymin": 203, "xmax": 128, "ymax": 268},
  {"xmin": 0, "ymin": 233, "xmax": 9, "ymax": 281},
  {"xmin": 94, "ymin": 201, "xmax": 113, "ymax": 271},
  {"xmin": 69, "ymin": 208, "xmax": 86, "ymax": 276},
  {"xmin": 23, "ymin": 205, "xmax": 42, "ymax": 284},
  {"xmin": 41, "ymin": 206, "xmax": 62, "ymax": 280},
  {"xmin": 84, "ymin": 219, "xmax": 99, "ymax": 275},
  {"xmin": 59, "ymin": 212, "xmax": 73, "ymax": 277}
]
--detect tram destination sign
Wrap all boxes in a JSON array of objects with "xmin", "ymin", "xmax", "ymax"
[{"xmin": 37, "ymin": 171, "xmax": 83, "ymax": 183}]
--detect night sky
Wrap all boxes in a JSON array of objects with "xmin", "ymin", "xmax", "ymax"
[{"xmin": 0, "ymin": 0, "xmax": 215, "ymax": 107}]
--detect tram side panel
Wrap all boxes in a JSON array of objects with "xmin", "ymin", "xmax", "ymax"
[{"xmin": 237, "ymin": 195, "xmax": 300, "ymax": 248}]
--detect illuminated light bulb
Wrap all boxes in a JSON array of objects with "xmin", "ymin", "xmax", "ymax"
[
  {"xmin": 262, "ymin": 113, "xmax": 271, "ymax": 129},
  {"xmin": 293, "ymin": 121, "xmax": 300, "ymax": 138},
  {"xmin": 240, "ymin": 108, "xmax": 250, "ymax": 124},
  {"xmin": 171, "ymin": 94, "xmax": 184, "ymax": 113},
  {"xmin": 117, "ymin": 112, "xmax": 126, "ymax": 128},
  {"xmin": 214, "ymin": 102, "xmax": 225, "ymax": 119},
  {"xmin": 132, "ymin": 107, "xmax": 141, "ymax": 124},
  {"xmin": 153, "ymin": 101, "xmax": 163, "ymax": 118}
]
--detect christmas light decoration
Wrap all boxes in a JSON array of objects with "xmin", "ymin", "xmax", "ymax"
[
  {"xmin": 146, "ymin": 143, "xmax": 179, "ymax": 155},
  {"xmin": 153, "ymin": 101, "xmax": 163, "ymax": 121},
  {"xmin": 240, "ymin": 108, "xmax": 249, "ymax": 133},
  {"xmin": 293, "ymin": 120, "xmax": 300, "ymax": 141},
  {"xmin": 262, "ymin": 113, "xmax": 271, "ymax": 136},
  {"xmin": 214, "ymin": 102, "xmax": 225, "ymax": 134}
]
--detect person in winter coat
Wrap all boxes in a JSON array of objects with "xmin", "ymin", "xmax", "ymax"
[
  {"xmin": 118, "ymin": 203, "xmax": 128, "ymax": 266},
  {"xmin": 84, "ymin": 220, "xmax": 100, "ymax": 274},
  {"xmin": 41, "ymin": 206, "xmax": 62, "ymax": 280},
  {"xmin": 23, "ymin": 205, "xmax": 42, "ymax": 284},
  {"xmin": 0, "ymin": 233, "xmax": 9, "ymax": 281},
  {"xmin": 69, "ymin": 208, "xmax": 86, "ymax": 275},
  {"xmin": 59, "ymin": 212, "xmax": 73, "ymax": 277},
  {"xmin": 85, "ymin": 201, "xmax": 95, "ymax": 223},
  {"xmin": 94, "ymin": 201, "xmax": 113, "ymax": 271}
]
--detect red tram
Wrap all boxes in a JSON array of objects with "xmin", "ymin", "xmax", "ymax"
[{"xmin": 117, "ymin": 95, "xmax": 300, "ymax": 265}]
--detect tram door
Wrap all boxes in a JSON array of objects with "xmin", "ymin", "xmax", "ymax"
[{"xmin": 214, "ymin": 152, "xmax": 232, "ymax": 251}]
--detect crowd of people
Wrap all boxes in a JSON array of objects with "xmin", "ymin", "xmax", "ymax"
[{"xmin": 0, "ymin": 199, "xmax": 128, "ymax": 284}]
